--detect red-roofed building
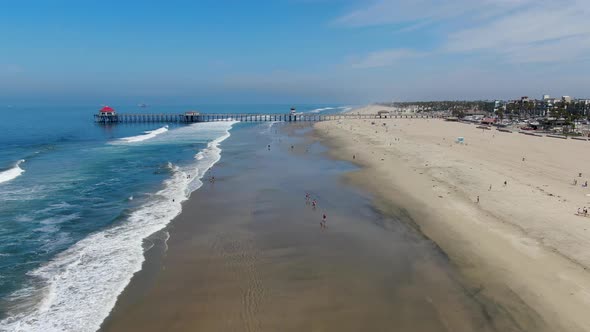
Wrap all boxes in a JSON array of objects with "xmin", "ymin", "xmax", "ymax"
[
  {"xmin": 99, "ymin": 106, "xmax": 116, "ymax": 115},
  {"xmin": 481, "ymin": 117, "xmax": 496, "ymax": 125}
]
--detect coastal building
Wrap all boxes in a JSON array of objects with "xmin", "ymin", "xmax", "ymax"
[
  {"xmin": 98, "ymin": 106, "xmax": 116, "ymax": 116},
  {"xmin": 547, "ymin": 98, "xmax": 558, "ymax": 106},
  {"xmin": 184, "ymin": 111, "xmax": 200, "ymax": 122},
  {"xmin": 481, "ymin": 117, "xmax": 496, "ymax": 125},
  {"xmin": 562, "ymin": 96, "xmax": 572, "ymax": 103},
  {"xmin": 378, "ymin": 110, "xmax": 390, "ymax": 118},
  {"xmin": 463, "ymin": 110, "xmax": 487, "ymax": 116},
  {"xmin": 543, "ymin": 94, "xmax": 551, "ymax": 100},
  {"xmin": 95, "ymin": 106, "xmax": 118, "ymax": 123}
]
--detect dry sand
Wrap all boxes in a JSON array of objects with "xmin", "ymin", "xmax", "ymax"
[{"xmin": 315, "ymin": 105, "xmax": 590, "ymax": 332}]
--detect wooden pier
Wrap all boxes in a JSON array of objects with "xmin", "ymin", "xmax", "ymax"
[{"xmin": 94, "ymin": 112, "xmax": 442, "ymax": 124}]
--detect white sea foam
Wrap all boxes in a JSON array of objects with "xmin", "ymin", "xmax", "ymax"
[
  {"xmin": 0, "ymin": 160, "xmax": 25, "ymax": 185},
  {"xmin": 117, "ymin": 125, "xmax": 169, "ymax": 143},
  {"xmin": 259, "ymin": 121, "xmax": 279, "ymax": 134},
  {"xmin": 308, "ymin": 107, "xmax": 335, "ymax": 114},
  {"xmin": 0, "ymin": 121, "xmax": 238, "ymax": 332}
]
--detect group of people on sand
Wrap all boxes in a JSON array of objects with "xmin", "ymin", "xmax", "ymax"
[
  {"xmin": 306, "ymin": 192, "xmax": 327, "ymax": 228},
  {"xmin": 574, "ymin": 172, "xmax": 590, "ymax": 217},
  {"xmin": 572, "ymin": 176, "xmax": 588, "ymax": 188}
]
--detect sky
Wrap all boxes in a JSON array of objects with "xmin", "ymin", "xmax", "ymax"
[{"xmin": 0, "ymin": 0, "xmax": 589, "ymax": 105}]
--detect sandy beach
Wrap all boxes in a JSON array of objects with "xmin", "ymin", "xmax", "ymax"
[
  {"xmin": 315, "ymin": 105, "xmax": 590, "ymax": 332},
  {"xmin": 4, "ymin": 1, "xmax": 589, "ymax": 331},
  {"xmin": 99, "ymin": 121, "xmax": 524, "ymax": 332}
]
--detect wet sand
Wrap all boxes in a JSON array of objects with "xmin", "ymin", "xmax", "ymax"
[{"xmin": 101, "ymin": 122, "xmax": 520, "ymax": 332}]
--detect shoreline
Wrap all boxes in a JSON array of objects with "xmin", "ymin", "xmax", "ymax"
[
  {"xmin": 0, "ymin": 122, "xmax": 238, "ymax": 332},
  {"xmin": 100, "ymin": 121, "xmax": 512, "ymax": 331},
  {"xmin": 315, "ymin": 106, "xmax": 590, "ymax": 332}
]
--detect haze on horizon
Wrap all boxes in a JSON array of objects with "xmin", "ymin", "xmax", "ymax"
[{"xmin": 1, "ymin": 0, "xmax": 589, "ymax": 106}]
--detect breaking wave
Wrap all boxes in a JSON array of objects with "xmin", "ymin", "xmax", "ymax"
[
  {"xmin": 118, "ymin": 126, "xmax": 169, "ymax": 143},
  {"xmin": 0, "ymin": 160, "xmax": 25, "ymax": 185},
  {"xmin": 0, "ymin": 122, "xmax": 237, "ymax": 332}
]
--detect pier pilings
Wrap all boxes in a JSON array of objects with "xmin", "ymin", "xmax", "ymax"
[{"xmin": 95, "ymin": 113, "xmax": 443, "ymax": 124}]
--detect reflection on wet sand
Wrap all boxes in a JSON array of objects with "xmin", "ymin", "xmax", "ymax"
[{"xmin": 101, "ymin": 123, "xmax": 528, "ymax": 332}]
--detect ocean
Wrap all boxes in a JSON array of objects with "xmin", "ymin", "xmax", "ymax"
[{"xmin": 0, "ymin": 104, "xmax": 349, "ymax": 332}]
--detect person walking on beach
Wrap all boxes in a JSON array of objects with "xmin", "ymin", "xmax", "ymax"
[
  {"xmin": 312, "ymin": 200, "xmax": 317, "ymax": 209},
  {"xmin": 476, "ymin": 196, "xmax": 480, "ymax": 204},
  {"xmin": 489, "ymin": 184, "xmax": 492, "ymax": 191},
  {"xmin": 322, "ymin": 214, "xmax": 327, "ymax": 228}
]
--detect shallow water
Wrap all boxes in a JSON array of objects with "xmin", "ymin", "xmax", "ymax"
[
  {"xmin": 102, "ymin": 122, "xmax": 504, "ymax": 332},
  {"xmin": 0, "ymin": 104, "xmax": 346, "ymax": 331}
]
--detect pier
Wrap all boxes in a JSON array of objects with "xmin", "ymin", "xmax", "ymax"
[{"xmin": 94, "ymin": 109, "xmax": 443, "ymax": 124}]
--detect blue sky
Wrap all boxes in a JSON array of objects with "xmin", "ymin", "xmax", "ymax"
[{"xmin": 1, "ymin": 0, "xmax": 589, "ymax": 105}]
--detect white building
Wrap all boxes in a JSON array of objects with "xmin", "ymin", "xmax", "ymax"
[
  {"xmin": 562, "ymin": 96, "xmax": 572, "ymax": 103},
  {"xmin": 542, "ymin": 94, "xmax": 551, "ymax": 100}
]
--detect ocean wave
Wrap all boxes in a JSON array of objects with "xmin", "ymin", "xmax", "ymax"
[
  {"xmin": 39, "ymin": 213, "xmax": 80, "ymax": 226},
  {"xmin": 35, "ymin": 202, "xmax": 76, "ymax": 215},
  {"xmin": 117, "ymin": 126, "xmax": 169, "ymax": 143},
  {"xmin": 258, "ymin": 121, "xmax": 279, "ymax": 134},
  {"xmin": 0, "ymin": 122, "xmax": 237, "ymax": 332},
  {"xmin": 0, "ymin": 160, "xmax": 25, "ymax": 185},
  {"xmin": 307, "ymin": 107, "xmax": 335, "ymax": 114}
]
